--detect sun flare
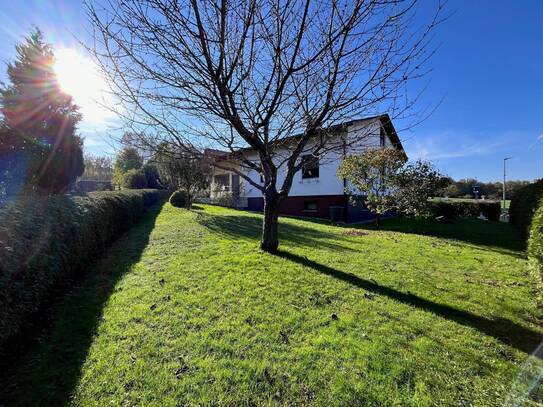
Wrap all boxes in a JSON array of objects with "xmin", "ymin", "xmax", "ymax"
[{"xmin": 54, "ymin": 48, "xmax": 112, "ymax": 123}]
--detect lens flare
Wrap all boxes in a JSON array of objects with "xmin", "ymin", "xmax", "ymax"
[{"xmin": 54, "ymin": 48, "xmax": 111, "ymax": 123}]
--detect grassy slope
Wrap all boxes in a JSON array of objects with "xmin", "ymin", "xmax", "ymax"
[{"xmin": 3, "ymin": 204, "xmax": 543, "ymax": 406}]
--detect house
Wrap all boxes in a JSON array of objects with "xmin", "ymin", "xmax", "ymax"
[{"xmin": 206, "ymin": 114, "xmax": 406, "ymax": 223}]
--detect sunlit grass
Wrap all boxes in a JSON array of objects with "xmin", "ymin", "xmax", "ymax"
[{"xmin": 3, "ymin": 203, "xmax": 542, "ymax": 406}]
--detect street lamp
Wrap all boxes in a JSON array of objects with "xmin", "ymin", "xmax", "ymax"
[{"xmin": 503, "ymin": 157, "xmax": 512, "ymax": 211}]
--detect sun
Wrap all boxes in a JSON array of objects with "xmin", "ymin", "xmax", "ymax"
[{"xmin": 54, "ymin": 48, "xmax": 112, "ymax": 123}]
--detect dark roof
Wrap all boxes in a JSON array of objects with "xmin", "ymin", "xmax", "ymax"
[
  {"xmin": 206, "ymin": 114, "xmax": 405, "ymax": 158},
  {"xmin": 376, "ymin": 114, "xmax": 405, "ymax": 157},
  {"xmin": 203, "ymin": 148, "xmax": 229, "ymax": 158}
]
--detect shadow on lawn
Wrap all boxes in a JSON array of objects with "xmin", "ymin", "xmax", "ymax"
[
  {"xmin": 1, "ymin": 202, "xmax": 164, "ymax": 407},
  {"xmin": 195, "ymin": 211, "xmax": 356, "ymax": 252},
  {"xmin": 277, "ymin": 250, "xmax": 543, "ymax": 356},
  {"xmin": 354, "ymin": 217, "xmax": 525, "ymax": 253}
]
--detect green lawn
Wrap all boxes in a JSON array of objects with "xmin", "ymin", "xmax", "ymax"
[{"xmin": 3, "ymin": 203, "xmax": 543, "ymax": 406}]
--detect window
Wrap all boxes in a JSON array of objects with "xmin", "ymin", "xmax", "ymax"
[
  {"xmin": 303, "ymin": 201, "xmax": 318, "ymax": 212},
  {"xmin": 380, "ymin": 127, "xmax": 386, "ymax": 147},
  {"xmin": 301, "ymin": 155, "xmax": 319, "ymax": 179},
  {"xmin": 214, "ymin": 174, "xmax": 230, "ymax": 190}
]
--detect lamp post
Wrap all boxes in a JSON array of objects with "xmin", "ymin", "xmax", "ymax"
[{"xmin": 503, "ymin": 157, "xmax": 512, "ymax": 211}]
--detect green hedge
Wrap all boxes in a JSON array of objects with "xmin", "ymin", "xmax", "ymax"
[
  {"xmin": 121, "ymin": 169, "xmax": 147, "ymax": 189},
  {"xmin": 509, "ymin": 179, "xmax": 543, "ymax": 240},
  {"xmin": 169, "ymin": 190, "xmax": 188, "ymax": 208},
  {"xmin": 528, "ymin": 198, "xmax": 543, "ymax": 279},
  {"xmin": 431, "ymin": 199, "xmax": 501, "ymax": 222},
  {"xmin": 0, "ymin": 189, "xmax": 162, "ymax": 352}
]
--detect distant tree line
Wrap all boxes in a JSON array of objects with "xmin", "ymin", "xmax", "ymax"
[
  {"xmin": 80, "ymin": 155, "xmax": 114, "ymax": 181},
  {"xmin": 440, "ymin": 178, "xmax": 532, "ymax": 200},
  {"xmin": 111, "ymin": 144, "xmax": 210, "ymax": 200}
]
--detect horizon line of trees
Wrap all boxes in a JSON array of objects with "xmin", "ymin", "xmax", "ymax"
[{"xmin": 439, "ymin": 178, "xmax": 534, "ymax": 200}]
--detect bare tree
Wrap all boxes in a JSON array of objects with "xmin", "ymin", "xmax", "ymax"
[
  {"xmin": 86, "ymin": 0, "xmax": 443, "ymax": 253},
  {"xmin": 81, "ymin": 155, "xmax": 114, "ymax": 181},
  {"xmin": 154, "ymin": 144, "xmax": 211, "ymax": 206}
]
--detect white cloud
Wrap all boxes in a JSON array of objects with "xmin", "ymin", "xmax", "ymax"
[
  {"xmin": 405, "ymin": 130, "xmax": 507, "ymax": 161},
  {"xmin": 527, "ymin": 133, "xmax": 543, "ymax": 150}
]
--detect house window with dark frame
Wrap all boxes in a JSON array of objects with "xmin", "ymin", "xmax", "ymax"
[
  {"xmin": 379, "ymin": 126, "xmax": 386, "ymax": 147},
  {"xmin": 214, "ymin": 174, "xmax": 230, "ymax": 190},
  {"xmin": 303, "ymin": 201, "xmax": 318, "ymax": 212},
  {"xmin": 301, "ymin": 155, "xmax": 319, "ymax": 179}
]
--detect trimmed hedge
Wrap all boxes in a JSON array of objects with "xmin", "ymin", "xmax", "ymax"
[
  {"xmin": 528, "ymin": 198, "xmax": 543, "ymax": 278},
  {"xmin": 169, "ymin": 190, "xmax": 188, "ymax": 208},
  {"xmin": 431, "ymin": 199, "xmax": 501, "ymax": 222},
  {"xmin": 121, "ymin": 169, "xmax": 147, "ymax": 189},
  {"xmin": 0, "ymin": 189, "xmax": 162, "ymax": 352},
  {"xmin": 509, "ymin": 179, "xmax": 543, "ymax": 240}
]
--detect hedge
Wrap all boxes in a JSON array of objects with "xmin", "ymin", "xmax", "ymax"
[
  {"xmin": 0, "ymin": 189, "xmax": 162, "ymax": 352},
  {"xmin": 169, "ymin": 190, "xmax": 188, "ymax": 208},
  {"xmin": 509, "ymin": 179, "xmax": 543, "ymax": 240},
  {"xmin": 528, "ymin": 198, "xmax": 543, "ymax": 279},
  {"xmin": 430, "ymin": 199, "xmax": 501, "ymax": 222},
  {"xmin": 121, "ymin": 169, "xmax": 147, "ymax": 189}
]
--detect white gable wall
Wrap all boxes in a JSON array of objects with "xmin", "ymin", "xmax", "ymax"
[{"xmin": 239, "ymin": 118, "xmax": 384, "ymax": 198}]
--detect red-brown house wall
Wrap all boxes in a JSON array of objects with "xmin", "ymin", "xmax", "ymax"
[{"xmin": 247, "ymin": 195, "xmax": 348, "ymax": 220}]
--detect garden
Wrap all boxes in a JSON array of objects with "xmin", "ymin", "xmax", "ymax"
[
  {"xmin": 1, "ymin": 9, "xmax": 543, "ymax": 407},
  {"xmin": 2, "ymin": 200, "xmax": 543, "ymax": 406}
]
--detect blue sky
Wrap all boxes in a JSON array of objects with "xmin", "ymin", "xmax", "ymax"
[{"xmin": 0, "ymin": 0, "xmax": 541, "ymax": 182}]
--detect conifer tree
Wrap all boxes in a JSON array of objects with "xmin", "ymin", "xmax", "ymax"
[{"xmin": 0, "ymin": 28, "xmax": 84, "ymax": 196}]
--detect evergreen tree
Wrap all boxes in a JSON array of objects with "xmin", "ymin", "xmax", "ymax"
[
  {"xmin": 0, "ymin": 28, "xmax": 84, "ymax": 196},
  {"xmin": 114, "ymin": 147, "xmax": 143, "ymax": 173},
  {"xmin": 113, "ymin": 146, "xmax": 143, "ymax": 186}
]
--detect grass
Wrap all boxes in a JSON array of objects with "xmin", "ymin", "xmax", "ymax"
[{"xmin": 2, "ymin": 203, "xmax": 543, "ymax": 406}]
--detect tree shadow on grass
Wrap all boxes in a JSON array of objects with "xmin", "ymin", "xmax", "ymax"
[
  {"xmin": 353, "ymin": 217, "xmax": 525, "ymax": 254},
  {"xmin": 0, "ymin": 202, "xmax": 164, "ymax": 407},
  {"xmin": 195, "ymin": 211, "xmax": 356, "ymax": 253},
  {"xmin": 277, "ymin": 250, "xmax": 543, "ymax": 356}
]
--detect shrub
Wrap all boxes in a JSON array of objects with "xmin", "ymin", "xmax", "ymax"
[
  {"xmin": 143, "ymin": 163, "xmax": 161, "ymax": 189},
  {"xmin": 528, "ymin": 198, "xmax": 543, "ymax": 279},
  {"xmin": 431, "ymin": 201, "xmax": 458, "ymax": 222},
  {"xmin": 121, "ymin": 169, "xmax": 147, "ymax": 189},
  {"xmin": 394, "ymin": 160, "xmax": 449, "ymax": 218},
  {"xmin": 0, "ymin": 189, "xmax": 162, "ymax": 352},
  {"xmin": 169, "ymin": 190, "xmax": 188, "ymax": 208},
  {"xmin": 477, "ymin": 201, "xmax": 501, "ymax": 221},
  {"xmin": 509, "ymin": 179, "xmax": 543, "ymax": 240},
  {"xmin": 430, "ymin": 200, "xmax": 501, "ymax": 222},
  {"xmin": 213, "ymin": 193, "xmax": 239, "ymax": 208}
]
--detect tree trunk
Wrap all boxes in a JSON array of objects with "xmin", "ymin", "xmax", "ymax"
[
  {"xmin": 261, "ymin": 192, "xmax": 281, "ymax": 253},
  {"xmin": 375, "ymin": 213, "xmax": 381, "ymax": 229}
]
